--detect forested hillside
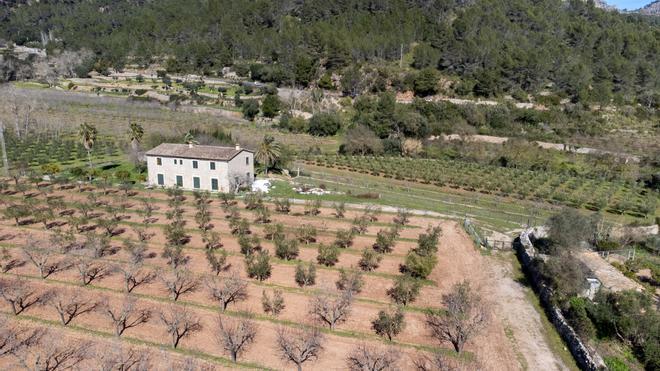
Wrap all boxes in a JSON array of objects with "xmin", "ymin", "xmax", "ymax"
[{"xmin": 1, "ymin": 0, "xmax": 658, "ymax": 105}]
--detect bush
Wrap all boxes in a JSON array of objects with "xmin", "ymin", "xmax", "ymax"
[
  {"xmin": 241, "ymin": 99, "xmax": 260, "ymax": 121},
  {"xmin": 413, "ymin": 68, "xmax": 439, "ymax": 97},
  {"xmin": 317, "ymin": 244, "xmax": 340, "ymax": 266},
  {"xmin": 336, "ymin": 268, "xmax": 364, "ymax": 294},
  {"xmin": 359, "ymin": 248, "xmax": 382, "ymax": 271},
  {"xmin": 295, "ymin": 261, "xmax": 316, "ymax": 287},
  {"xmin": 401, "ymin": 252, "xmax": 437, "ymax": 279},
  {"xmin": 371, "ymin": 307, "xmax": 405, "ymax": 341},
  {"xmin": 413, "ymin": 226, "xmax": 442, "ymax": 256},
  {"xmin": 387, "ymin": 276, "xmax": 421, "ymax": 306},
  {"xmin": 564, "ymin": 297, "xmax": 596, "ymax": 339},
  {"xmin": 308, "ymin": 112, "xmax": 341, "ymax": 136},
  {"xmin": 261, "ymin": 94, "xmax": 281, "ymax": 118},
  {"xmin": 373, "ymin": 228, "xmax": 397, "ymax": 254},
  {"xmin": 296, "ymin": 225, "xmax": 317, "ymax": 244},
  {"xmin": 333, "ymin": 229, "xmax": 354, "ymax": 249},
  {"xmin": 264, "ymin": 223, "xmax": 285, "ymax": 241},
  {"xmin": 238, "ymin": 235, "xmax": 261, "ymax": 256},
  {"xmin": 275, "ymin": 238, "xmax": 299, "ymax": 260},
  {"xmin": 246, "ymin": 250, "xmax": 272, "ymax": 281}
]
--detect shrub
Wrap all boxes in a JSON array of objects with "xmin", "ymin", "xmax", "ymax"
[
  {"xmin": 244, "ymin": 193, "xmax": 264, "ymax": 210},
  {"xmin": 238, "ymin": 235, "xmax": 261, "ymax": 256},
  {"xmin": 295, "ymin": 262, "xmax": 316, "ymax": 287},
  {"xmin": 308, "ymin": 112, "xmax": 341, "ymax": 136},
  {"xmin": 230, "ymin": 218, "xmax": 251, "ymax": 236},
  {"xmin": 333, "ymin": 229, "xmax": 354, "ymax": 249},
  {"xmin": 317, "ymin": 244, "xmax": 340, "ymax": 266},
  {"xmin": 359, "ymin": 248, "xmax": 382, "ymax": 271},
  {"xmin": 274, "ymin": 198, "xmax": 291, "ymax": 213},
  {"xmin": 413, "ymin": 226, "xmax": 441, "ymax": 257},
  {"xmin": 246, "ymin": 250, "xmax": 272, "ymax": 281},
  {"xmin": 371, "ymin": 307, "xmax": 405, "ymax": 341},
  {"xmin": 262, "ymin": 289, "xmax": 285, "ymax": 316},
  {"xmin": 351, "ymin": 215, "xmax": 370, "ymax": 235},
  {"xmin": 336, "ymin": 268, "xmax": 364, "ymax": 294},
  {"xmin": 564, "ymin": 297, "xmax": 596, "ymax": 339},
  {"xmin": 275, "ymin": 238, "xmax": 299, "ymax": 260},
  {"xmin": 387, "ymin": 276, "xmax": 421, "ymax": 306},
  {"xmin": 373, "ymin": 228, "xmax": 397, "ymax": 254},
  {"xmin": 296, "ymin": 225, "xmax": 317, "ymax": 244},
  {"xmin": 401, "ymin": 252, "xmax": 437, "ymax": 279},
  {"xmin": 264, "ymin": 223, "xmax": 285, "ymax": 241},
  {"xmin": 304, "ymin": 199, "xmax": 322, "ymax": 216},
  {"xmin": 241, "ymin": 99, "xmax": 260, "ymax": 121}
]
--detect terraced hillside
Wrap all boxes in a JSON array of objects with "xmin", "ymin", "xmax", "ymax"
[{"xmin": 0, "ymin": 181, "xmax": 572, "ymax": 370}]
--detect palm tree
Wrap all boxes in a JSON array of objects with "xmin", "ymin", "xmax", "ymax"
[
  {"xmin": 78, "ymin": 123, "xmax": 97, "ymax": 180},
  {"xmin": 183, "ymin": 131, "xmax": 198, "ymax": 146},
  {"xmin": 255, "ymin": 135, "xmax": 281, "ymax": 176},
  {"xmin": 128, "ymin": 121, "xmax": 144, "ymax": 163}
]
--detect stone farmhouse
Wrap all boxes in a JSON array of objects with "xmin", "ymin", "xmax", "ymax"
[{"xmin": 145, "ymin": 143, "xmax": 254, "ymax": 192}]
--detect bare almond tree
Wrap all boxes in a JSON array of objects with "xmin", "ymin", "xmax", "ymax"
[
  {"xmin": 346, "ymin": 344, "xmax": 400, "ymax": 371},
  {"xmin": 308, "ymin": 290, "xmax": 353, "ymax": 330},
  {"xmin": 0, "ymin": 248, "xmax": 23, "ymax": 273},
  {"xmin": 159, "ymin": 305, "xmax": 202, "ymax": 349},
  {"xmin": 215, "ymin": 315, "xmax": 256, "ymax": 363},
  {"xmin": 0, "ymin": 316, "xmax": 45, "ymax": 357},
  {"xmin": 16, "ymin": 335, "xmax": 88, "ymax": 371},
  {"xmin": 425, "ymin": 281, "xmax": 489, "ymax": 353},
  {"xmin": 114, "ymin": 263, "xmax": 156, "ymax": 293},
  {"xmin": 0, "ymin": 277, "xmax": 48, "ymax": 315},
  {"xmin": 75, "ymin": 255, "xmax": 110, "ymax": 285},
  {"xmin": 102, "ymin": 296, "xmax": 151, "ymax": 337},
  {"xmin": 123, "ymin": 239, "xmax": 150, "ymax": 264},
  {"xmin": 22, "ymin": 244, "xmax": 68, "ymax": 279},
  {"xmin": 96, "ymin": 341, "xmax": 151, "ymax": 371},
  {"xmin": 160, "ymin": 269, "xmax": 199, "ymax": 301},
  {"xmin": 275, "ymin": 326, "xmax": 324, "ymax": 371},
  {"xmin": 412, "ymin": 352, "xmax": 470, "ymax": 371},
  {"xmin": 49, "ymin": 287, "xmax": 98, "ymax": 326},
  {"xmin": 206, "ymin": 273, "xmax": 248, "ymax": 312}
]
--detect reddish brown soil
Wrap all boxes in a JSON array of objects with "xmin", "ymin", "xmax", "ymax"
[{"xmin": 0, "ymin": 186, "xmax": 562, "ymax": 369}]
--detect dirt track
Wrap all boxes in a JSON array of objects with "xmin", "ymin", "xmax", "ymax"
[{"xmin": 435, "ymin": 223, "xmax": 569, "ymax": 371}]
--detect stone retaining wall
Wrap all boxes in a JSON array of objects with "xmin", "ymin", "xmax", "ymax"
[{"xmin": 515, "ymin": 233, "xmax": 606, "ymax": 371}]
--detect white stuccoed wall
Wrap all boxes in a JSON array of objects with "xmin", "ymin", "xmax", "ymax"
[{"xmin": 146, "ymin": 151, "xmax": 253, "ymax": 192}]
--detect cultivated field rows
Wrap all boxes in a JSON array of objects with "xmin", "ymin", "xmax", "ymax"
[
  {"xmin": 2, "ymin": 186, "xmax": 464, "ymax": 370},
  {"xmin": 0, "ymin": 184, "xmax": 539, "ymax": 369}
]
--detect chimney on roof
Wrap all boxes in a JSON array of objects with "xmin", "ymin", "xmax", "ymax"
[
  {"xmin": 188, "ymin": 143, "xmax": 193, "ymax": 149},
  {"xmin": 235, "ymin": 143, "xmax": 241, "ymax": 151}
]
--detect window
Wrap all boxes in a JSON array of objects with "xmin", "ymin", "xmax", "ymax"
[
  {"xmin": 193, "ymin": 177, "xmax": 200, "ymax": 189},
  {"xmin": 192, "ymin": 160, "xmax": 198, "ymax": 169},
  {"xmin": 246, "ymin": 172, "xmax": 250, "ymax": 180},
  {"xmin": 211, "ymin": 178, "xmax": 218, "ymax": 191},
  {"xmin": 157, "ymin": 174, "xmax": 164, "ymax": 185},
  {"xmin": 176, "ymin": 175, "xmax": 183, "ymax": 187},
  {"xmin": 179, "ymin": 159, "xmax": 184, "ymax": 166},
  {"xmin": 173, "ymin": 159, "xmax": 177, "ymax": 165},
  {"xmin": 245, "ymin": 156, "xmax": 249, "ymax": 165},
  {"xmin": 210, "ymin": 162, "xmax": 215, "ymax": 170},
  {"xmin": 156, "ymin": 158, "xmax": 162, "ymax": 166}
]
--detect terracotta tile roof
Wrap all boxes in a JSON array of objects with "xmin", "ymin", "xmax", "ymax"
[{"xmin": 145, "ymin": 143, "xmax": 252, "ymax": 161}]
